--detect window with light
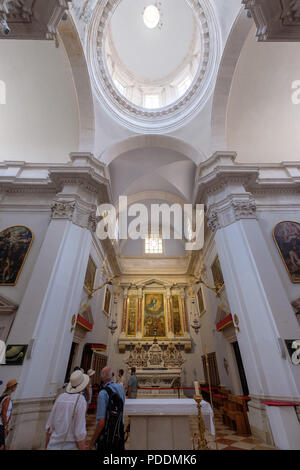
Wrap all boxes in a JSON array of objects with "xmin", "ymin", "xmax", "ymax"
[{"xmin": 145, "ymin": 234, "xmax": 163, "ymax": 254}]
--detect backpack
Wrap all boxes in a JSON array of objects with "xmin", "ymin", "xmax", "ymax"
[{"xmin": 96, "ymin": 385, "xmax": 124, "ymax": 453}]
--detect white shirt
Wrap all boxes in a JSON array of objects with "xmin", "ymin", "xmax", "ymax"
[
  {"xmin": 46, "ymin": 392, "xmax": 87, "ymax": 450},
  {"xmin": 0, "ymin": 340, "xmax": 6, "ymax": 364}
]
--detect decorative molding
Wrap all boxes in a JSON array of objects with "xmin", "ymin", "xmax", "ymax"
[
  {"xmin": 207, "ymin": 194, "xmax": 257, "ymax": 233},
  {"xmin": 0, "ymin": 0, "xmax": 69, "ymax": 40},
  {"xmin": 51, "ymin": 201, "xmax": 76, "ymax": 220},
  {"xmin": 242, "ymin": 0, "xmax": 300, "ymax": 41}
]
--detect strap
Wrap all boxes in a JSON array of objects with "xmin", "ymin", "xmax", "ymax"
[{"xmin": 60, "ymin": 393, "xmax": 81, "ymax": 450}]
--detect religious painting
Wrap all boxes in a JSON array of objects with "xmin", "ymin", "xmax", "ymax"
[
  {"xmin": 0, "ymin": 226, "xmax": 33, "ymax": 286},
  {"xmin": 273, "ymin": 221, "xmax": 300, "ymax": 283},
  {"xmin": 103, "ymin": 286, "xmax": 111, "ymax": 317},
  {"xmin": 171, "ymin": 295, "xmax": 183, "ymax": 336},
  {"xmin": 84, "ymin": 256, "xmax": 97, "ymax": 292},
  {"xmin": 211, "ymin": 256, "xmax": 224, "ymax": 290},
  {"xmin": 197, "ymin": 286, "xmax": 205, "ymax": 316},
  {"xmin": 127, "ymin": 295, "xmax": 138, "ymax": 337},
  {"xmin": 5, "ymin": 345, "xmax": 28, "ymax": 365},
  {"xmin": 143, "ymin": 293, "xmax": 166, "ymax": 338}
]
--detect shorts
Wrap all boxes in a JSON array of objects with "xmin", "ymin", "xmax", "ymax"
[{"xmin": 0, "ymin": 425, "xmax": 5, "ymax": 447}]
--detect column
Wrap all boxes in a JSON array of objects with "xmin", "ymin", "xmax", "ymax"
[
  {"xmin": 180, "ymin": 288, "xmax": 189, "ymax": 334},
  {"xmin": 6, "ymin": 154, "xmax": 110, "ymax": 449},
  {"xmin": 166, "ymin": 288, "xmax": 173, "ymax": 338},
  {"xmin": 137, "ymin": 288, "xmax": 143, "ymax": 338},
  {"xmin": 121, "ymin": 288, "xmax": 128, "ymax": 334},
  {"xmin": 197, "ymin": 153, "xmax": 300, "ymax": 449}
]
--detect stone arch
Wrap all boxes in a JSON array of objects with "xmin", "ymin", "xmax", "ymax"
[
  {"xmin": 100, "ymin": 134, "xmax": 202, "ymax": 165},
  {"xmin": 58, "ymin": 14, "xmax": 95, "ymax": 152},
  {"xmin": 211, "ymin": 8, "xmax": 252, "ymax": 151}
]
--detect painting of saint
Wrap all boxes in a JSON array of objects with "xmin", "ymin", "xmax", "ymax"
[
  {"xmin": 127, "ymin": 295, "xmax": 137, "ymax": 336},
  {"xmin": 103, "ymin": 286, "xmax": 111, "ymax": 316},
  {"xmin": 211, "ymin": 256, "xmax": 224, "ymax": 290},
  {"xmin": 143, "ymin": 293, "xmax": 166, "ymax": 338},
  {"xmin": 0, "ymin": 226, "xmax": 33, "ymax": 286},
  {"xmin": 273, "ymin": 221, "xmax": 300, "ymax": 283},
  {"xmin": 171, "ymin": 295, "xmax": 183, "ymax": 336},
  {"xmin": 197, "ymin": 287, "xmax": 205, "ymax": 315},
  {"xmin": 84, "ymin": 256, "xmax": 97, "ymax": 292}
]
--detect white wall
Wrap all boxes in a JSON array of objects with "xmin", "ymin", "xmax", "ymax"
[
  {"xmin": 0, "ymin": 40, "xmax": 79, "ymax": 163},
  {"xmin": 227, "ymin": 26, "xmax": 300, "ymax": 163}
]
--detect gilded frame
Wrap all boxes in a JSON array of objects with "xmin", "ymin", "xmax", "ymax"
[
  {"xmin": 170, "ymin": 294, "xmax": 184, "ymax": 337},
  {"xmin": 196, "ymin": 285, "xmax": 206, "ymax": 316},
  {"xmin": 142, "ymin": 292, "xmax": 167, "ymax": 339},
  {"xmin": 126, "ymin": 294, "xmax": 138, "ymax": 337},
  {"xmin": 211, "ymin": 255, "xmax": 224, "ymax": 290},
  {"xmin": 273, "ymin": 220, "xmax": 300, "ymax": 283},
  {"xmin": 84, "ymin": 255, "xmax": 97, "ymax": 292},
  {"xmin": 0, "ymin": 225, "xmax": 34, "ymax": 286},
  {"xmin": 103, "ymin": 285, "xmax": 112, "ymax": 317}
]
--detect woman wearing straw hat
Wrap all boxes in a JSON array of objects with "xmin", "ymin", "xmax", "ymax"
[
  {"xmin": 0, "ymin": 379, "xmax": 18, "ymax": 450},
  {"xmin": 45, "ymin": 370, "xmax": 89, "ymax": 450}
]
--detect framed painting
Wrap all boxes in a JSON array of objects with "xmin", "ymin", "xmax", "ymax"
[
  {"xmin": 84, "ymin": 256, "xmax": 97, "ymax": 292},
  {"xmin": 143, "ymin": 292, "xmax": 166, "ymax": 338},
  {"xmin": 0, "ymin": 226, "xmax": 33, "ymax": 286},
  {"xmin": 211, "ymin": 256, "xmax": 224, "ymax": 290},
  {"xmin": 171, "ymin": 295, "xmax": 183, "ymax": 336},
  {"xmin": 197, "ymin": 286, "xmax": 205, "ymax": 316},
  {"xmin": 273, "ymin": 221, "xmax": 300, "ymax": 283},
  {"xmin": 103, "ymin": 286, "xmax": 111, "ymax": 317},
  {"xmin": 4, "ymin": 344, "xmax": 28, "ymax": 365},
  {"xmin": 126, "ymin": 295, "xmax": 138, "ymax": 337}
]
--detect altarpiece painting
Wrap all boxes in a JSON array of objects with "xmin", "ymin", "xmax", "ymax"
[
  {"xmin": 171, "ymin": 295, "xmax": 183, "ymax": 336},
  {"xmin": 211, "ymin": 255, "xmax": 224, "ymax": 290},
  {"xmin": 273, "ymin": 221, "xmax": 300, "ymax": 283},
  {"xmin": 84, "ymin": 256, "xmax": 97, "ymax": 292},
  {"xmin": 0, "ymin": 226, "xmax": 33, "ymax": 286},
  {"xmin": 127, "ymin": 295, "xmax": 138, "ymax": 336},
  {"xmin": 103, "ymin": 286, "xmax": 111, "ymax": 317},
  {"xmin": 143, "ymin": 293, "xmax": 166, "ymax": 338}
]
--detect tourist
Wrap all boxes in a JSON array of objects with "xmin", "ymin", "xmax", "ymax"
[
  {"xmin": 89, "ymin": 366, "xmax": 125, "ymax": 452},
  {"xmin": 45, "ymin": 369, "xmax": 89, "ymax": 450},
  {"xmin": 0, "ymin": 379, "xmax": 18, "ymax": 450},
  {"xmin": 86, "ymin": 369, "xmax": 95, "ymax": 408},
  {"xmin": 127, "ymin": 367, "xmax": 138, "ymax": 398},
  {"xmin": 116, "ymin": 369, "xmax": 125, "ymax": 388}
]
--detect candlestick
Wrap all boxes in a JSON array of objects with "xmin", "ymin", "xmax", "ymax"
[{"xmin": 194, "ymin": 381, "xmax": 200, "ymax": 397}]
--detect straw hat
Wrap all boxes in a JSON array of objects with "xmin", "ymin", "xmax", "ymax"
[
  {"xmin": 6, "ymin": 379, "xmax": 18, "ymax": 389},
  {"xmin": 87, "ymin": 369, "xmax": 95, "ymax": 377},
  {"xmin": 66, "ymin": 370, "xmax": 89, "ymax": 394}
]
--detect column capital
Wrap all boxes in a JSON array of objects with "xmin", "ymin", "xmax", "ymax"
[
  {"xmin": 51, "ymin": 198, "xmax": 98, "ymax": 232},
  {"xmin": 207, "ymin": 193, "xmax": 257, "ymax": 233}
]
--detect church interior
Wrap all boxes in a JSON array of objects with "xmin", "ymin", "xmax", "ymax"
[{"xmin": 0, "ymin": 0, "xmax": 300, "ymax": 451}]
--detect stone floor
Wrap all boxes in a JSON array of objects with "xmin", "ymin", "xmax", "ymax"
[{"xmin": 86, "ymin": 409, "xmax": 276, "ymax": 450}]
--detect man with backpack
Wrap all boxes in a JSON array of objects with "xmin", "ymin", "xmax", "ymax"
[{"xmin": 89, "ymin": 366, "xmax": 125, "ymax": 452}]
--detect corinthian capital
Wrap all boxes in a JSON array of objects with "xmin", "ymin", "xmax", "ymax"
[
  {"xmin": 51, "ymin": 201, "xmax": 75, "ymax": 220},
  {"xmin": 207, "ymin": 194, "xmax": 257, "ymax": 232}
]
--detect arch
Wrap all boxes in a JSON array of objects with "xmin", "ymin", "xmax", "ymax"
[
  {"xmin": 100, "ymin": 134, "xmax": 202, "ymax": 165},
  {"xmin": 0, "ymin": 80, "xmax": 6, "ymax": 105},
  {"xmin": 58, "ymin": 14, "xmax": 95, "ymax": 153},
  {"xmin": 211, "ymin": 8, "xmax": 252, "ymax": 152}
]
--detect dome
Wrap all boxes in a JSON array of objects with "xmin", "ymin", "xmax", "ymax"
[{"xmin": 87, "ymin": 0, "xmax": 220, "ymax": 132}]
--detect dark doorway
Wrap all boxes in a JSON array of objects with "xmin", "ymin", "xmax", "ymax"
[
  {"xmin": 65, "ymin": 342, "xmax": 78, "ymax": 382},
  {"xmin": 232, "ymin": 341, "xmax": 249, "ymax": 396},
  {"xmin": 81, "ymin": 343, "xmax": 93, "ymax": 373}
]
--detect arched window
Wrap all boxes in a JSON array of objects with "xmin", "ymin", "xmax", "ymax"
[{"xmin": 0, "ymin": 81, "xmax": 6, "ymax": 105}]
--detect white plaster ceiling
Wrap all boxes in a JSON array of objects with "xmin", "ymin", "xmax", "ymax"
[{"xmin": 109, "ymin": 0, "xmax": 195, "ymax": 81}]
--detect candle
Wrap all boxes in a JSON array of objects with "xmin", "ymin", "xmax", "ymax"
[{"xmin": 194, "ymin": 381, "xmax": 200, "ymax": 396}]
